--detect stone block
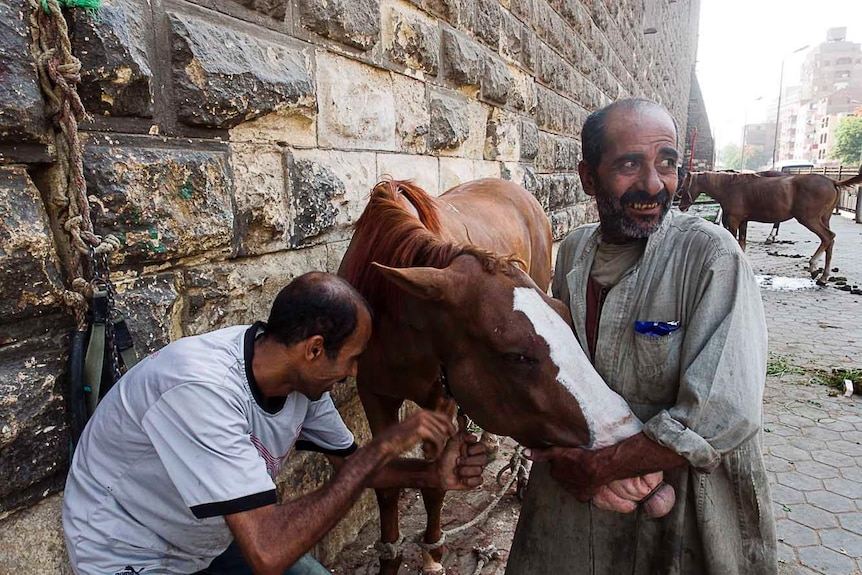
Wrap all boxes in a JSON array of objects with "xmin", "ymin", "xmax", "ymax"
[
  {"xmin": 382, "ymin": 1, "xmax": 440, "ymax": 75},
  {"xmin": 82, "ymin": 143, "xmax": 234, "ymax": 264},
  {"xmin": 429, "ymin": 90, "xmax": 471, "ymax": 152},
  {"xmin": 0, "ymin": 494, "xmax": 71, "ymax": 575},
  {"xmin": 289, "ymin": 149, "xmax": 377, "ymax": 241},
  {"xmin": 484, "ymin": 108, "xmax": 520, "ymax": 161},
  {"xmin": 391, "ymin": 73, "xmax": 430, "ymax": 155},
  {"xmin": 376, "ymin": 153, "xmax": 439, "ymax": 196},
  {"xmin": 500, "ymin": 11, "xmax": 523, "ymax": 64},
  {"xmin": 182, "ymin": 244, "xmax": 330, "ymax": 336},
  {"xmin": 228, "ymin": 110, "xmax": 316, "ymax": 148},
  {"xmin": 113, "ymin": 272, "xmax": 180, "ymax": 356},
  {"xmin": 231, "ymin": 143, "xmax": 289, "ymax": 255},
  {"xmin": 536, "ymin": 130, "xmax": 554, "ymax": 172},
  {"xmin": 554, "ymin": 136, "xmax": 580, "ymax": 171},
  {"xmin": 0, "ymin": 329, "xmax": 69, "ymax": 515},
  {"xmin": 520, "ymin": 118, "xmax": 538, "ymax": 160},
  {"xmin": 480, "ymin": 55, "xmax": 511, "ymax": 105},
  {"xmin": 70, "ymin": 0, "xmax": 154, "ymax": 118},
  {"xmin": 471, "ymin": 0, "xmax": 501, "ymax": 49},
  {"xmin": 473, "ymin": 160, "xmax": 501, "ymax": 180},
  {"xmin": 509, "ymin": 0, "xmax": 533, "ymax": 24},
  {"xmin": 0, "ymin": 166, "xmax": 65, "ymax": 322},
  {"xmin": 232, "ymin": 0, "xmax": 287, "ymax": 21},
  {"xmin": 296, "ymin": 0, "xmax": 380, "ymax": 51},
  {"xmin": 501, "ymin": 162, "xmax": 538, "ymax": 201},
  {"xmin": 509, "ymin": 66, "xmax": 537, "ymax": 114},
  {"xmin": 540, "ymin": 173, "xmax": 579, "ymax": 210},
  {"xmin": 169, "ymin": 13, "xmax": 315, "ymax": 129},
  {"xmin": 441, "ymin": 29, "xmax": 483, "ymax": 88},
  {"xmin": 535, "ymin": 85, "xmax": 585, "ymax": 136},
  {"xmin": 316, "ymin": 52, "xmax": 397, "ymax": 151},
  {"xmin": 416, "ymin": 0, "xmax": 471, "ymax": 27},
  {"xmin": 439, "ymin": 157, "xmax": 475, "ymax": 192},
  {"xmin": 0, "ymin": 2, "xmax": 48, "ymax": 144},
  {"xmin": 287, "ymin": 156, "xmax": 344, "ymax": 247}
]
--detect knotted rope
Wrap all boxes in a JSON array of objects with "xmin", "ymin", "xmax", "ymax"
[{"xmin": 28, "ymin": 0, "xmax": 119, "ymax": 329}]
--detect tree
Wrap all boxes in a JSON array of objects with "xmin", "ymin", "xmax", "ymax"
[
  {"xmin": 831, "ymin": 116, "xmax": 862, "ymax": 166},
  {"xmin": 720, "ymin": 143, "xmax": 742, "ymax": 170}
]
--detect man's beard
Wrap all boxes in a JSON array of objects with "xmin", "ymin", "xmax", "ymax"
[{"xmin": 595, "ymin": 185, "xmax": 672, "ymax": 240}]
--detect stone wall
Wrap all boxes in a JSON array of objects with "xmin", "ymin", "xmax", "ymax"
[
  {"xmin": 0, "ymin": 0, "xmax": 701, "ymax": 570},
  {"xmin": 684, "ymin": 73, "xmax": 714, "ymax": 171}
]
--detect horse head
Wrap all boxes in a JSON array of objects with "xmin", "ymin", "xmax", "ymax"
[{"xmin": 371, "ymin": 254, "xmax": 641, "ymax": 451}]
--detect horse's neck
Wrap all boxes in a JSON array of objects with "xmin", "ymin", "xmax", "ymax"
[{"xmin": 698, "ymin": 176, "xmax": 731, "ymax": 201}]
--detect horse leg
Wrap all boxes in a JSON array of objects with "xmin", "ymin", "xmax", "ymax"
[
  {"xmin": 738, "ymin": 221, "xmax": 748, "ymax": 252},
  {"xmin": 766, "ymin": 223, "xmax": 779, "ymax": 244},
  {"xmin": 419, "ymin": 488, "xmax": 447, "ymax": 573},
  {"xmin": 798, "ymin": 217, "xmax": 835, "ymax": 284},
  {"xmin": 359, "ymin": 388, "xmax": 406, "ymax": 575}
]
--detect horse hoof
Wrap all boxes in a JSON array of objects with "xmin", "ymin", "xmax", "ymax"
[{"xmin": 817, "ymin": 279, "xmax": 828, "ymax": 286}]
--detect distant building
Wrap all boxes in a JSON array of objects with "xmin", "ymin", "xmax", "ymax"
[
  {"xmin": 780, "ymin": 28, "xmax": 862, "ymax": 164},
  {"xmin": 811, "ymin": 87, "xmax": 862, "ymax": 164}
]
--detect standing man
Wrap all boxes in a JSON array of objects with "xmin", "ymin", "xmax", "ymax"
[
  {"xmin": 63, "ymin": 272, "xmax": 486, "ymax": 575},
  {"xmin": 506, "ymin": 99, "xmax": 776, "ymax": 574}
]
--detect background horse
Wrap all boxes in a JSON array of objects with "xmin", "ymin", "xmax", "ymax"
[
  {"xmin": 678, "ymin": 171, "xmax": 862, "ymax": 284},
  {"xmin": 340, "ymin": 178, "xmax": 674, "ymax": 574}
]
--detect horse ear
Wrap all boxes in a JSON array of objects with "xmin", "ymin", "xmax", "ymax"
[{"xmin": 371, "ymin": 262, "xmax": 456, "ymax": 302}]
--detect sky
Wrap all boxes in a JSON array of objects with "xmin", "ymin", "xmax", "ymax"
[{"xmin": 696, "ymin": 0, "xmax": 862, "ymax": 151}]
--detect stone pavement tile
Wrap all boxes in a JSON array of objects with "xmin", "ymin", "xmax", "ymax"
[
  {"xmin": 787, "ymin": 504, "xmax": 840, "ymax": 529},
  {"xmin": 840, "ymin": 466, "xmax": 862, "ymax": 483},
  {"xmin": 778, "ymin": 564, "xmax": 821, "ymax": 575},
  {"xmin": 779, "ymin": 541, "xmax": 799, "ymax": 564},
  {"xmin": 777, "ymin": 518, "xmax": 820, "ymax": 546},
  {"xmin": 773, "ymin": 483, "xmax": 807, "ymax": 505},
  {"xmin": 797, "ymin": 545, "xmax": 859, "ymax": 575},
  {"xmin": 824, "ymin": 477, "xmax": 862, "ymax": 501},
  {"xmin": 830, "ymin": 440, "xmax": 862, "ymax": 458},
  {"xmin": 787, "ymin": 436, "xmax": 828, "ymax": 452},
  {"xmin": 805, "ymin": 490, "xmax": 857, "ymax": 513},
  {"xmin": 771, "ymin": 444, "xmax": 814, "ymax": 462},
  {"xmin": 777, "ymin": 470, "xmax": 825, "ymax": 492},
  {"xmin": 768, "ymin": 457, "xmax": 798, "ymax": 473},
  {"xmin": 821, "ymin": 528, "xmax": 862, "ymax": 558},
  {"xmin": 794, "ymin": 460, "xmax": 841, "ymax": 480},
  {"xmin": 811, "ymin": 449, "xmax": 857, "ymax": 468},
  {"xmin": 839, "ymin": 512, "xmax": 862, "ymax": 536}
]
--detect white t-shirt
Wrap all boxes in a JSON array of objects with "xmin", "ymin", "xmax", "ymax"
[{"xmin": 63, "ymin": 323, "xmax": 356, "ymax": 575}]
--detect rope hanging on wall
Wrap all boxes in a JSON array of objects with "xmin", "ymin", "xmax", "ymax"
[{"xmin": 29, "ymin": 0, "xmax": 137, "ymax": 448}]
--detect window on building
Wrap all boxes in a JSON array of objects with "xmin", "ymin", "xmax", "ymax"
[{"xmin": 837, "ymin": 57, "xmax": 853, "ymax": 65}]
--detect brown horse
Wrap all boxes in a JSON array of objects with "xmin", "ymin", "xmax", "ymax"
[
  {"xmin": 338, "ymin": 178, "xmax": 551, "ymax": 573},
  {"xmin": 339, "ymin": 179, "xmax": 674, "ymax": 574},
  {"xmin": 678, "ymin": 171, "xmax": 862, "ymax": 284}
]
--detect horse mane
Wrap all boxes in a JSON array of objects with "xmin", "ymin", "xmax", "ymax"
[{"xmin": 341, "ymin": 179, "xmax": 522, "ymax": 316}]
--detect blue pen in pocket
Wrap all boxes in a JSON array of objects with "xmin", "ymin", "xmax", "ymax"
[{"xmin": 634, "ymin": 320, "xmax": 680, "ymax": 338}]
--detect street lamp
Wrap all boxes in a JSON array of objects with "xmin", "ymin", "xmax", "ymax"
[
  {"xmin": 772, "ymin": 44, "xmax": 810, "ymax": 168},
  {"xmin": 741, "ymin": 96, "xmax": 763, "ymax": 170}
]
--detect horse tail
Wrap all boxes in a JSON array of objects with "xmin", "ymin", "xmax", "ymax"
[
  {"xmin": 372, "ymin": 178, "xmax": 442, "ymax": 233},
  {"xmin": 835, "ymin": 173, "xmax": 862, "ymax": 188}
]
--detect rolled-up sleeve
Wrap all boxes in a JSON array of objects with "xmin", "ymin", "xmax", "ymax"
[{"xmin": 642, "ymin": 249, "xmax": 767, "ymax": 473}]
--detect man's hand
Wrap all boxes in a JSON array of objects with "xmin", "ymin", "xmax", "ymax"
[
  {"xmin": 435, "ymin": 417, "xmax": 488, "ymax": 490},
  {"xmin": 525, "ymin": 446, "xmax": 598, "ymax": 501},
  {"xmin": 591, "ymin": 472, "xmax": 664, "ymax": 513},
  {"xmin": 372, "ymin": 410, "xmax": 457, "ymax": 462}
]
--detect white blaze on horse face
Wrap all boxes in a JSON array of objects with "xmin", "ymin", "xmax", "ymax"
[{"xmin": 512, "ymin": 287, "xmax": 643, "ymax": 449}]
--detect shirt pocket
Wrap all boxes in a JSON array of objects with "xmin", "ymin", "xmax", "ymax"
[{"xmin": 628, "ymin": 327, "xmax": 684, "ymax": 404}]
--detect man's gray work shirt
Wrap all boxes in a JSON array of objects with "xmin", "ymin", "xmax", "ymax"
[
  {"xmin": 506, "ymin": 210, "xmax": 777, "ymax": 575},
  {"xmin": 62, "ymin": 324, "xmax": 356, "ymax": 575}
]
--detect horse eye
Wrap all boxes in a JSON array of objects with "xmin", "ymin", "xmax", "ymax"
[{"xmin": 503, "ymin": 352, "xmax": 537, "ymax": 365}]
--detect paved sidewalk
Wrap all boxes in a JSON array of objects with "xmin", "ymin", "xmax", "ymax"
[{"xmin": 330, "ymin": 214, "xmax": 862, "ymax": 575}]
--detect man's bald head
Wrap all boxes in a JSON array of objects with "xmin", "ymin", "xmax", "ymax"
[
  {"xmin": 581, "ymin": 99, "xmax": 678, "ymax": 170},
  {"xmin": 266, "ymin": 272, "xmax": 371, "ymax": 359}
]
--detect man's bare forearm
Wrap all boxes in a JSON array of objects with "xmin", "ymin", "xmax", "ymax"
[
  {"xmin": 590, "ymin": 432, "xmax": 687, "ymax": 485},
  {"xmin": 227, "ymin": 442, "xmax": 392, "ymax": 575}
]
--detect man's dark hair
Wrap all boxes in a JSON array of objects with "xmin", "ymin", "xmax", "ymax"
[
  {"xmin": 581, "ymin": 99, "xmax": 679, "ymax": 169},
  {"xmin": 265, "ymin": 272, "xmax": 372, "ymax": 358}
]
